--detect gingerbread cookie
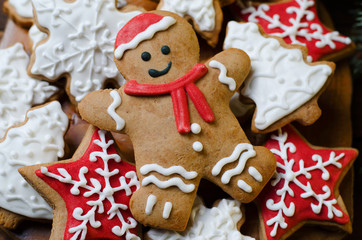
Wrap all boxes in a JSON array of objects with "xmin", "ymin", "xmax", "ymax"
[
  {"xmin": 238, "ymin": 0, "xmax": 355, "ymax": 62},
  {"xmin": 19, "ymin": 126, "xmax": 140, "ymax": 240},
  {"xmin": 3, "ymin": 0, "xmax": 33, "ymax": 27},
  {"xmin": 0, "ymin": 101, "xmax": 68, "ymax": 229},
  {"xmin": 79, "ymin": 11, "xmax": 276, "ymax": 231},
  {"xmin": 224, "ymin": 21, "xmax": 335, "ymax": 133},
  {"xmin": 28, "ymin": 0, "xmax": 142, "ymax": 104},
  {"xmin": 146, "ymin": 196, "xmax": 254, "ymax": 240},
  {"xmin": 0, "ymin": 43, "xmax": 58, "ymax": 138},
  {"xmin": 157, "ymin": 0, "xmax": 224, "ymax": 47},
  {"xmin": 257, "ymin": 125, "xmax": 358, "ymax": 240}
]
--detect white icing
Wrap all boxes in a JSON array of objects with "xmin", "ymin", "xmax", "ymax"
[
  {"xmin": 114, "ymin": 16, "xmax": 176, "ymax": 59},
  {"xmin": 116, "ymin": 0, "xmax": 127, "ymax": 8},
  {"xmin": 163, "ymin": 202, "xmax": 173, "ymax": 219},
  {"xmin": 107, "ymin": 90, "xmax": 125, "ymax": 131},
  {"xmin": 8, "ymin": 0, "xmax": 33, "ymax": 18},
  {"xmin": 159, "ymin": 0, "xmax": 216, "ymax": 31},
  {"xmin": 140, "ymin": 164, "xmax": 198, "ymax": 179},
  {"xmin": 248, "ymin": 166, "xmax": 263, "ymax": 182},
  {"xmin": 146, "ymin": 194, "xmax": 157, "ymax": 216},
  {"xmin": 212, "ymin": 143, "xmax": 256, "ymax": 185},
  {"xmin": 0, "ymin": 101, "xmax": 68, "ymax": 219},
  {"xmin": 265, "ymin": 128, "xmax": 345, "ymax": 237},
  {"xmin": 192, "ymin": 141, "xmax": 203, "ymax": 152},
  {"xmin": 142, "ymin": 175, "xmax": 195, "ymax": 193},
  {"xmin": 242, "ymin": 0, "xmax": 352, "ymax": 53},
  {"xmin": 0, "ymin": 43, "xmax": 58, "ymax": 138},
  {"xmin": 209, "ymin": 60, "xmax": 236, "ymax": 91},
  {"xmin": 41, "ymin": 129, "xmax": 140, "ymax": 240},
  {"xmin": 190, "ymin": 123, "xmax": 201, "ymax": 134},
  {"xmin": 29, "ymin": 25, "xmax": 48, "ymax": 51},
  {"xmin": 237, "ymin": 180, "xmax": 252, "ymax": 193},
  {"xmin": 224, "ymin": 22, "xmax": 333, "ymax": 130},
  {"xmin": 31, "ymin": 0, "xmax": 141, "ymax": 102},
  {"xmin": 147, "ymin": 197, "xmax": 255, "ymax": 240}
]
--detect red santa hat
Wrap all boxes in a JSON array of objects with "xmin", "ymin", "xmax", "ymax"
[{"xmin": 114, "ymin": 13, "xmax": 176, "ymax": 59}]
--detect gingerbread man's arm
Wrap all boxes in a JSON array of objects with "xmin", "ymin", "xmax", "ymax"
[
  {"xmin": 78, "ymin": 88, "xmax": 128, "ymax": 133},
  {"xmin": 205, "ymin": 48, "xmax": 251, "ymax": 96}
]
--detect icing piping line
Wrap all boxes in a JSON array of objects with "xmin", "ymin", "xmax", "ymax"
[
  {"xmin": 140, "ymin": 164, "xmax": 198, "ymax": 179},
  {"xmin": 209, "ymin": 60, "xmax": 236, "ymax": 91},
  {"xmin": 107, "ymin": 90, "xmax": 125, "ymax": 131},
  {"xmin": 145, "ymin": 194, "xmax": 157, "ymax": 215},
  {"xmin": 142, "ymin": 175, "xmax": 195, "ymax": 193}
]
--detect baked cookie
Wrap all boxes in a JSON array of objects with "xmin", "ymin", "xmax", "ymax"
[
  {"xmin": 79, "ymin": 11, "xmax": 276, "ymax": 231},
  {"xmin": 28, "ymin": 24, "xmax": 48, "ymax": 52},
  {"xmin": 3, "ymin": 0, "xmax": 33, "ymax": 27},
  {"xmin": 28, "ymin": 0, "xmax": 142, "ymax": 104},
  {"xmin": 238, "ymin": 0, "xmax": 355, "ymax": 62},
  {"xmin": 0, "ymin": 101, "xmax": 68, "ymax": 229},
  {"xmin": 224, "ymin": 21, "xmax": 335, "ymax": 133},
  {"xmin": 257, "ymin": 125, "xmax": 358, "ymax": 240},
  {"xmin": 19, "ymin": 126, "xmax": 140, "ymax": 240},
  {"xmin": 146, "ymin": 196, "xmax": 254, "ymax": 240},
  {"xmin": 0, "ymin": 43, "xmax": 58, "ymax": 138},
  {"xmin": 157, "ymin": 0, "xmax": 224, "ymax": 47}
]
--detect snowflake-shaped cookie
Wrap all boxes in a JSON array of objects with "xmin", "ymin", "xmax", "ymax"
[
  {"xmin": 258, "ymin": 125, "xmax": 358, "ymax": 240},
  {"xmin": 20, "ymin": 127, "xmax": 140, "ymax": 240},
  {"xmin": 0, "ymin": 43, "xmax": 58, "ymax": 138},
  {"xmin": 239, "ymin": 0, "xmax": 354, "ymax": 61},
  {"xmin": 3, "ymin": 0, "xmax": 33, "ymax": 26},
  {"xmin": 29, "ymin": 0, "xmax": 141, "ymax": 103},
  {"xmin": 147, "ymin": 197, "xmax": 255, "ymax": 240},
  {"xmin": 224, "ymin": 22, "xmax": 334, "ymax": 133},
  {"xmin": 0, "ymin": 101, "xmax": 68, "ymax": 226}
]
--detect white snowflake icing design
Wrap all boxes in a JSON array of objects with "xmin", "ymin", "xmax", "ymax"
[
  {"xmin": 0, "ymin": 101, "xmax": 68, "ymax": 219},
  {"xmin": 147, "ymin": 197, "xmax": 255, "ymax": 240},
  {"xmin": 242, "ymin": 0, "xmax": 351, "ymax": 52},
  {"xmin": 0, "ymin": 43, "xmax": 58, "ymax": 138},
  {"xmin": 30, "ymin": 0, "xmax": 141, "ymax": 102},
  {"xmin": 265, "ymin": 129, "xmax": 345, "ymax": 237},
  {"xmin": 41, "ymin": 129, "xmax": 140, "ymax": 240}
]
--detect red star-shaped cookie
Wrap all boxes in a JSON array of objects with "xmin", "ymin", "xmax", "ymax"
[
  {"xmin": 257, "ymin": 125, "xmax": 358, "ymax": 240},
  {"xmin": 238, "ymin": 0, "xmax": 355, "ymax": 61},
  {"xmin": 19, "ymin": 126, "xmax": 140, "ymax": 240}
]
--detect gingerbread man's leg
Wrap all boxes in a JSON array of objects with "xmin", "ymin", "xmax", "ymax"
[
  {"xmin": 206, "ymin": 144, "xmax": 276, "ymax": 203},
  {"xmin": 130, "ymin": 164, "xmax": 201, "ymax": 231}
]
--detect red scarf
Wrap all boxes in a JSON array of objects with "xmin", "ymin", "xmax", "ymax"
[{"xmin": 124, "ymin": 64, "xmax": 214, "ymax": 133}]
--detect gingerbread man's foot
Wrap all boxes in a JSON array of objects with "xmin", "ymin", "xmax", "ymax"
[
  {"xmin": 208, "ymin": 144, "xmax": 276, "ymax": 203},
  {"xmin": 130, "ymin": 184, "xmax": 198, "ymax": 231}
]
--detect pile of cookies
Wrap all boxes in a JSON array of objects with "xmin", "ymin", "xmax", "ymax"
[{"xmin": 0, "ymin": 0, "xmax": 359, "ymax": 239}]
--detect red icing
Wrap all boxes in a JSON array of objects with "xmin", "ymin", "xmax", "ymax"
[
  {"xmin": 124, "ymin": 64, "xmax": 214, "ymax": 133},
  {"xmin": 115, "ymin": 12, "xmax": 164, "ymax": 49},
  {"xmin": 258, "ymin": 125, "xmax": 357, "ymax": 240},
  {"xmin": 36, "ymin": 129, "xmax": 139, "ymax": 240},
  {"xmin": 239, "ymin": 0, "xmax": 352, "ymax": 61}
]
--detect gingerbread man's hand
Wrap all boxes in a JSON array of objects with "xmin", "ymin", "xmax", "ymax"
[
  {"xmin": 79, "ymin": 89, "xmax": 127, "ymax": 133},
  {"xmin": 206, "ymin": 48, "xmax": 251, "ymax": 95}
]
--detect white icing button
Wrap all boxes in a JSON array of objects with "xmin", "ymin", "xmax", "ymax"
[
  {"xmin": 192, "ymin": 141, "xmax": 203, "ymax": 152},
  {"xmin": 191, "ymin": 123, "xmax": 201, "ymax": 134}
]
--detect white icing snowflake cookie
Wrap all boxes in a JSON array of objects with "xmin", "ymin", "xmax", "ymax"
[
  {"xmin": 146, "ymin": 197, "xmax": 255, "ymax": 240},
  {"xmin": 224, "ymin": 22, "xmax": 335, "ymax": 133},
  {"xmin": 0, "ymin": 101, "xmax": 68, "ymax": 229},
  {"xmin": 29, "ymin": 25, "xmax": 48, "ymax": 51},
  {"xmin": 29, "ymin": 0, "xmax": 141, "ymax": 103},
  {"xmin": 0, "ymin": 43, "xmax": 58, "ymax": 138},
  {"xmin": 157, "ymin": 0, "xmax": 224, "ymax": 47},
  {"xmin": 3, "ymin": 0, "xmax": 34, "ymax": 27}
]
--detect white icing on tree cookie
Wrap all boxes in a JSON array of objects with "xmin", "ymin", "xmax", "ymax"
[
  {"xmin": 224, "ymin": 22, "xmax": 333, "ymax": 130},
  {"xmin": 159, "ymin": 0, "xmax": 216, "ymax": 31},
  {"xmin": 0, "ymin": 101, "xmax": 68, "ymax": 219},
  {"xmin": 8, "ymin": 0, "xmax": 33, "ymax": 18},
  {"xmin": 0, "ymin": 43, "xmax": 58, "ymax": 138},
  {"xmin": 147, "ymin": 197, "xmax": 255, "ymax": 240},
  {"xmin": 30, "ymin": 0, "xmax": 141, "ymax": 102}
]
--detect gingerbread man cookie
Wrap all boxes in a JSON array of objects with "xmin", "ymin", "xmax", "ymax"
[{"xmin": 79, "ymin": 11, "xmax": 276, "ymax": 231}]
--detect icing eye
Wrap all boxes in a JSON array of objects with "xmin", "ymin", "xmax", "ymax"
[
  {"xmin": 161, "ymin": 45, "xmax": 170, "ymax": 55},
  {"xmin": 141, "ymin": 52, "xmax": 151, "ymax": 61}
]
